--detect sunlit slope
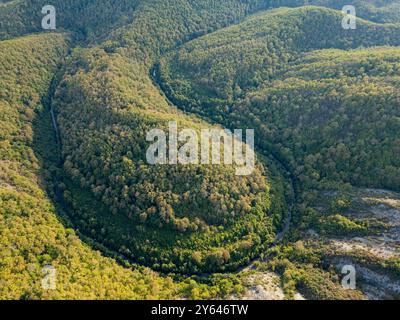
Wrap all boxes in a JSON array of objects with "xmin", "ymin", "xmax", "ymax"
[
  {"xmin": 2, "ymin": 0, "xmax": 400, "ymax": 41},
  {"xmin": 39, "ymin": 0, "xmax": 296, "ymax": 274},
  {"xmin": 0, "ymin": 0, "xmax": 286, "ymax": 278},
  {"xmin": 160, "ymin": 6, "xmax": 400, "ymax": 109},
  {"xmin": 0, "ymin": 33, "xmax": 180, "ymax": 299},
  {"xmin": 160, "ymin": 6, "xmax": 400, "ymax": 191},
  {"xmin": 0, "ymin": 0, "xmax": 142, "ymax": 40},
  {"xmin": 267, "ymin": 0, "xmax": 400, "ymax": 23},
  {"xmin": 0, "ymin": 0, "xmax": 267, "ymax": 42},
  {"xmin": 54, "ymin": 45, "xmax": 274, "ymax": 274},
  {"xmin": 0, "ymin": 0, "xmax": 398, "ymax": 300}
]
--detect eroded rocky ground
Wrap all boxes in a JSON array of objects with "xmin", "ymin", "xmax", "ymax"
[
  {"xmin": 315, "ymin": 188, "xmax": 400, "ymax": 299},
  {"xmin": 328, "ymin": 189, "xmax": 400, "ymax": 259},
  {"xmin": 227, "ymin": 188, "xmax": 399, "ymax": 300},
  {"xmin": 228, "ymin": 270, "xmax": 305, "ymax": 300}
]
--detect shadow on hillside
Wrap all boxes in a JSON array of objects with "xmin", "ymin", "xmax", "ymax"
[
  {"xmin": 30, "ymin": 88, "xmax": 215, "ymax": 275},
  {"xmin": 30, "ymin": 79, "xmax": 140, "ymax": 270}
]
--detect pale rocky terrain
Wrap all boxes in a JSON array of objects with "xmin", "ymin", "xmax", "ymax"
[
  {"xmin": 230, "ymin": 188, "xmax": 400, "ymax": 300},
  {"xmin": 228, "ymin": 270, "xmax": 305, "ymax": 300},
  {"xmin": 318, "ymin": 188, "xmax": 400, "ymax": 299},
  {"xmin": 311, "ymin": 188, "xmax": 400, "ymax": 259}
]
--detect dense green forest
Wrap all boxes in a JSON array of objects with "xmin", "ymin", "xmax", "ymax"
[
  {"xmin": 54, "ymin": 46, "xmax": 275, "ymax": 273},
  {"xmin": 3, "ymin": 1, "xmax": 400, "ymax": 41},
  {"xmin": 0, "ymin": 33, "xmax": 181, "ymax": 299},
  {"xmin": 158, "ymin": 6, "xmax": 400, "ymax": 298},
  {"xmin": 1, "ymin": 0, "xmax": 400, "ymax": 300},
  {"xmin": 0, "ymin": 27, "xmax": 255, "ymax": 302},
  {"xmin": 160, "ymin": 7, "xmax": 400, "ymax": 192}
]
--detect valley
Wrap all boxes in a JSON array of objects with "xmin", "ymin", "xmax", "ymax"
[{"xmin": 1, "ymin": 0, "xmax": 400, "ymax": 300}]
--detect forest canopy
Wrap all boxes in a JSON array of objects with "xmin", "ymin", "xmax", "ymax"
[{"xmin": 1, "ymin": 0, "xmax": 400, "ymax": 300}]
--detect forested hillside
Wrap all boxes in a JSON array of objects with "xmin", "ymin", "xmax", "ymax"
[
  {"xmin": 0, "ymin": 33, "xmax": 183, "ymax": 299},
  {"xmin": 158, "ymin": 5, "xmax": 400, "ymax": 299},
  {"xmin": 1, "ymin": 0, "xmax": 400, "ymax": 300},
  {"xmin": 3, "ymin": 0, "xmax": 400, "ymax": 41},
  {"xmin": 160, "ymin": 7, "xmax": 400, "ymax": 192},
  {"xmin": 54, "ymin": 46, "xmax": 275, "ymax": 273}
]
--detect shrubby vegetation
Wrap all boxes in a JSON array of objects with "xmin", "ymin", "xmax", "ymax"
[
  {"xmin": 3, "ymin": 0, "xmax": 400, "ymax": 41},
  {"xmin": 0, "ymin": 33, "xmax": 185, "ymax": 299},
  {"xmin": 0, "ymin": 0, "xmax": 141, "ymax": 40},
  {"xmin": 0, "ymin": 0, "xmax": 268, "ymax": 42},
  {"xmin": 2, "ymin": 0, "xmax": 400, "ymax": 299},
  {"xmin": 0, "ymin": 0, "xmax": 288, "ymax": 298},
  {"xmin": 53, "ymin": 20, "xmax": 277, "ymax": 273},
  {"xmin": 158, "ymin": 5, "xmax": 400, "ymax": 298},
  {"xmin": 160, "ymin": 7, "xmax": 400, "ymax": 193},
  {"xmin": 0, "ymin": 30, "xmax": 253, "ymax": 300},
  {"xmin": 263, "ymin": 242, "xmax": 365, "ymax": 299}
]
